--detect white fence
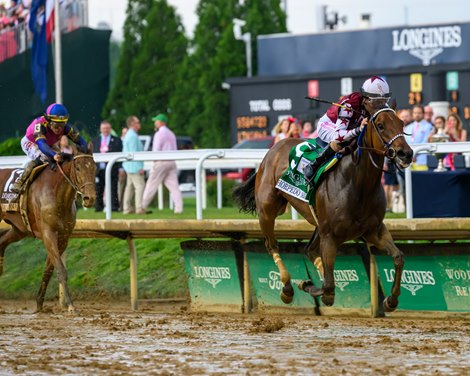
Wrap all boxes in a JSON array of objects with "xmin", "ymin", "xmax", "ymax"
[{"xmin": 1, "ymin": 143, "xmax": 470, "ymax": 220}]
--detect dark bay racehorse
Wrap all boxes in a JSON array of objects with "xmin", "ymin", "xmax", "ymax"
[
  {"xmin": 233, "ymin": 107, "xmax": 413, "ymax": 312},
  {"xmin": 0, "ymin": 145, "xmax": 96, "ymax": 312}
]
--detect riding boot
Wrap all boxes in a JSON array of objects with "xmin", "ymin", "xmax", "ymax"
[
  {"xmin": 303, "ymin": 146, "xmax": 336, "ymax": 184},
  {"xmin": 11, "ymin": 158, "xmax": 41, "ymax": 193}
]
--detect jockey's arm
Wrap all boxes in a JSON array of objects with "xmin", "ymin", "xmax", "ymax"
[
  {"xmin": 33, "ymin": 123, "xmax": 57, "ymax": 159},
  {"xmin": 36, "ymin": 137, "xmax": 57, "ymax": 159},
  {"xmin": 64, "ymin": 124, "xmax": 87, "ymax": 152}
]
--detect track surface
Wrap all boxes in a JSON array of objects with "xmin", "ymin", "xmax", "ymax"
[{"xmin": 1, "ymin": 300, "xmax": 470, "ymax": 375}]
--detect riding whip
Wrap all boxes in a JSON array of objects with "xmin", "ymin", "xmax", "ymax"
[{"xmin": 304, "ymin": 96, "xmax": 363, "ymax": 115}]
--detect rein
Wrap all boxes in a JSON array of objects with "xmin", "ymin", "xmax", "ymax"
[
  {"xmin": 57, "ymin": 154, "xmax": 95, "ymax": 196},
  {"xmin": 356, "ymin": 107, "xmax": 406, "ymax": 172}
]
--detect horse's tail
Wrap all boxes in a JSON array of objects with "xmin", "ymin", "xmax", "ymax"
[{"xmin": 232, "ymin": 173, "xmax": 257, "ymax": 215}]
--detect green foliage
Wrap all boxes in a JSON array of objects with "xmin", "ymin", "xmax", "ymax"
[
  {"xmin": 206, "ymin": 178, "xmax": 237, "ymax": 207},
  {"xmin": 102, "ymin": 0, "xmax": 287, "ymax": 144},
  {"xmin": 170, "ymin": 0, "xmax": 287, "ymax": 147},
  {"xmin": 0, "ymin": 237, "xmax": 186, "ymax": 300},
  {"xmin": 102, "ymin": 0, "xmax": 187, "ymax": 134},
  {"xmin": 0, "ymin": 137, "xmax": 22, "ymax": 156}
]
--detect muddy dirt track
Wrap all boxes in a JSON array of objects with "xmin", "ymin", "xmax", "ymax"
[{"xmin": 1, "ymin": 300, "xmax": 470, "ymax": 375}]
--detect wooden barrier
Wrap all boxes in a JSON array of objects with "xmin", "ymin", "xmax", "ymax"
[{"xmin": 1, "ymin": 218, "xmax": 469, "ymax": 313}]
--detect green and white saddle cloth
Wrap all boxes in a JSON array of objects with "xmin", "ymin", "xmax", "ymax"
[{"xmin": 275, "ymin": 139, "xmax": 338, "ymax": 205}]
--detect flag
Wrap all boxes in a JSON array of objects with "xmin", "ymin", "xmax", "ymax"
[
  {"xmin": 29, "ymin": 0, "xmax": 55, "ymax": 103},
  {"xmin": 45, "ymin": 0, "xmax": 54, "ymax": 43}
]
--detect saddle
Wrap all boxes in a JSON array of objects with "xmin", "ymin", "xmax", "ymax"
[{"xmin": 1, "ymin": 164, "xmax": 48, "ymax": 232}]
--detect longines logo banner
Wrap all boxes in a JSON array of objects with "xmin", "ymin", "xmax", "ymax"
[
  {"xmin": 258, "ymin": 22, "xmax": 469, "ymax": 76},
  {"xmin": 392, "ymin": 25, "xmax": 462, "ymax": 65}
]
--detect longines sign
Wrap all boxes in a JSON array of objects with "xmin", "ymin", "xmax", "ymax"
[
  {"xmin": 258, "ymin": 22, "xmax": 469, "ymax": 76},
  {"xmin": 392, "ymin": 25, "xmax": 462, "ymax": 65}
]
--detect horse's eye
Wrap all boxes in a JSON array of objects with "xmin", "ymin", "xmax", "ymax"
[{"xmin": 377, "ymin": 123, "xmax": 385, "ymax": 131}]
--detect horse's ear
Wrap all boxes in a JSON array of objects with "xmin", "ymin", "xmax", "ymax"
[
  {"xmin": 389, "ymin": 97, "xmax": 397, "ymax": 110},
  {"xmin": 87, "ymin": 141, "xmax": 93, "ymax": 154}
]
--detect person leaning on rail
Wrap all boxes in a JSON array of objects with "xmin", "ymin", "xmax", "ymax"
[
  {"xmin": 11, "ymin": 103, "xmax": 88, "ymax": 193},
  {"xmin": 303, "ymin": 76, "xmax": 392, "ymax": 183}
]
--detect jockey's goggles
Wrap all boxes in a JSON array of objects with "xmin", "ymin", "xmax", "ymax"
[
  {"xmin": 364, "ymin": 96, "xmax": 391, "ymax": 109},
  {"xmin": 49, "ymin": 120, "xmax": 66, "ymax": 129}
]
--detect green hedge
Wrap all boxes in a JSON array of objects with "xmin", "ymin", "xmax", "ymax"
[{"xmin": 0, "ymin": 137, "xmax": 23, "ymax": 156}]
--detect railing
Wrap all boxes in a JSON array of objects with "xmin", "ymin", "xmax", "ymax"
[{"xmin": 1, "ymin": 142, "xmax": 470, "ymax": 219}]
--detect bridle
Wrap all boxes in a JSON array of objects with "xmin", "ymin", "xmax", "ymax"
[
  {"xmin": 356, "ymin": 107, "xmax": 406, "ymax": 170},
  {"xmin": 57, "ymin": 154, "xmax": 95, "ymax": 196}
]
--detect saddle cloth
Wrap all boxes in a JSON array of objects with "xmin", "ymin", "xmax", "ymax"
[
  {"xmin": 275, "ymin": 139, "xmax": 338, "ymax": 205},
  {"xmin": 0, "ymin": 164, "xmax": 47, "ymax": 213}
]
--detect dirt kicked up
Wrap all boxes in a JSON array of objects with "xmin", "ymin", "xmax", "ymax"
[{"xmin": 1, "ymin": 300, "xmax": 470, "ymax": 375}]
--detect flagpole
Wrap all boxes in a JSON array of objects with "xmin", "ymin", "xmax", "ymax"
[{"xmin": 54, "ymin": 0, "xmax": 63, "ymax": 103}]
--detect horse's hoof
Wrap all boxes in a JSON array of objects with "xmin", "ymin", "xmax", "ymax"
[
  {"xmin": 383, "ymin": 296, "xmax": 398, "ymax": 313},
  {"xmin": 321, "ymin": 294, "xmax": 335, "ymax": 306},
  {"xmin": 280, "ymin": 291, "xmax": 294, "ymax": 304},
  {"xmin": 298, "ymin": 280, "xmax": 314, "ymax": 291}
]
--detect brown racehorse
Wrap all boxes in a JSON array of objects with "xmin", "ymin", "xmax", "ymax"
[
  {"xmin": 0, "ymin": 145, "xmax": 96, "ymax": 312},
  {"xmin": 233, "ymin": 107, "xmax": 413, "ymax": 312}
]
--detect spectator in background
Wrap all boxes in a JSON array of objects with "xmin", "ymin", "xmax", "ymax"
[
  {"xmin": 142, "ymin": 113, "xmax": 183, "ymax": 214},
  {"xmin": 404, "ymin": 105, "xmax": 433, "ymax": 170},
  {"xmin": 397, "ymin": 108, "xmax": 412, "ymax": 127},
  {"xmin": 301, "ymin": 120, "xmax": 314, "ymax": 138},
  {"xmin": 59, "ymin": 135, "xmax": 73, "ymax": 153},
  {"xmin": 93, "ymin": 120, "xmax": 122, "ymax": 213},
  {"xmin": 424, "ymin": 105, "xmax": 434, "ymax": 125},
  {"xmin": 274, "ymin": 117, "xmax": 296, "ymax": 144},
  {"xmin": 444, "ymin": 113, "xmax": 467, "ymax": 170},
  {"xmin": 383, "ymin": 159, "xmax": 399, "ymax": 212},
  {"xmin": 118, "ymin": 126, "xmax": 128, "ymax": 212},
  {"xmin": 427, "ymin": 115, "xmax": 446, "ymax": 142},
  {"xmin": 122, "ymin": 116, "xmax": 148, "ymax": 215}
]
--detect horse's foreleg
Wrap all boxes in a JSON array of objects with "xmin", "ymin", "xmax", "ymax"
[
  {"xmin": 36, "ymin": 256, "xmax": 54, "ymax": 312},
  {"xmin": 364, "ymin": 223, "xmax": 404, "ymax": 312},
  {"xmin": 0, "ymin": 227, "xmax": 27, "ymax": 276},
  {"xmin": 42, "ymin": 230, "xmax": 75, "ymax": 313},
  {"xmin": 259, "ymin": 213, "xmax": 293, "ymax": 304},
  {"xmin": 320, "ymin": 236, "xmax": 337, "ymax": 306}
]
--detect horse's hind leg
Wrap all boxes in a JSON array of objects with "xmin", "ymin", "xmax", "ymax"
[
  {"xmin": 36, "ymin": 256, "xmax": 55, "ymax": 312},
  {"xmin": 364, "ymin": 223, "xmax": 404, "ymax": 312},
  {"xmin": 0, "ymin": 227, "xmax": 27, "ymax": 276},
  {"xmin": 258, "ymin": 199, "xmax": 294, "ymax": 304}
]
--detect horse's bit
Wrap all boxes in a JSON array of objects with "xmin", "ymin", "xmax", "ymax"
[{"xmin": 57, "ymin": 154, "xmax": 95, "ymax": 196}]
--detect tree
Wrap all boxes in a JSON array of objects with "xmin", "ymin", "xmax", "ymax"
[
  {"xmin": 242, "ymin": 0, "xmax": 287, "ymax": 76},
  {"xmin": 101, "ymin": 0, "xmax": 158, "ymax": 130},
  {"xmin": 128, "ymin": 0, "xmax": 187, "ymax": 134},
  {"xmin": 103, "ymin": 0, "xmax": 187, "ymax": 135},
  {"xmin": 169, "ymin": 0, "xmax": 287, "ymax": 147}
]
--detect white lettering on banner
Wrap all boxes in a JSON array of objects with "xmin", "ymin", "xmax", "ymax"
[
  {"xmin": 314, "ymin": 268, "xmax": 359, "ymax": 291},
  {"xmin": 193, "ymin": 266, "xmax": 231, "ymax": 288},
  {"xmin": 384, "ymin": 268, "xmax": 435, "ymax": 296},
  {"xmin": 391, "ymin": 25, "xmax": 462, "ymax": 65},
  {"xmin": 445, "ymin": 268, "xmax": 470, "ymax": 280},
  {"xmin": 272, "ymin": 98, "xmax": 292, "ymax": 111},
  {"xmin": 249, "ymin": 100, "xmax": 271, "ymax": 112},
  {"xmin": 455, "ymin": 286, "xmax": 469, "ymax": 297}
]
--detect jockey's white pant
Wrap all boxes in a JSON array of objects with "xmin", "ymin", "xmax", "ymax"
[{"xmin": 20, "ymin": 136, "xmax": 48, "ymax": 164}]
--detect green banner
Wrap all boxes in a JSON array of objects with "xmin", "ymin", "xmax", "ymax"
[
  {"xmin": 247, "ymin": 252, "xmax": 315, "ymax": 309},
  {"xmin": 305, "ymin": 255, "xmax": 371, "ymax": 309},
  {"xmin": 436, "ymin": 255, "xmax": 470, "ymax": 311},
  {"xmin": 376, "ymin": 256, "xmax": 447, "ymax": 311},
  {"xmin": 184, "ymin": 249, "xmax": 243, "ymax": 311}
]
